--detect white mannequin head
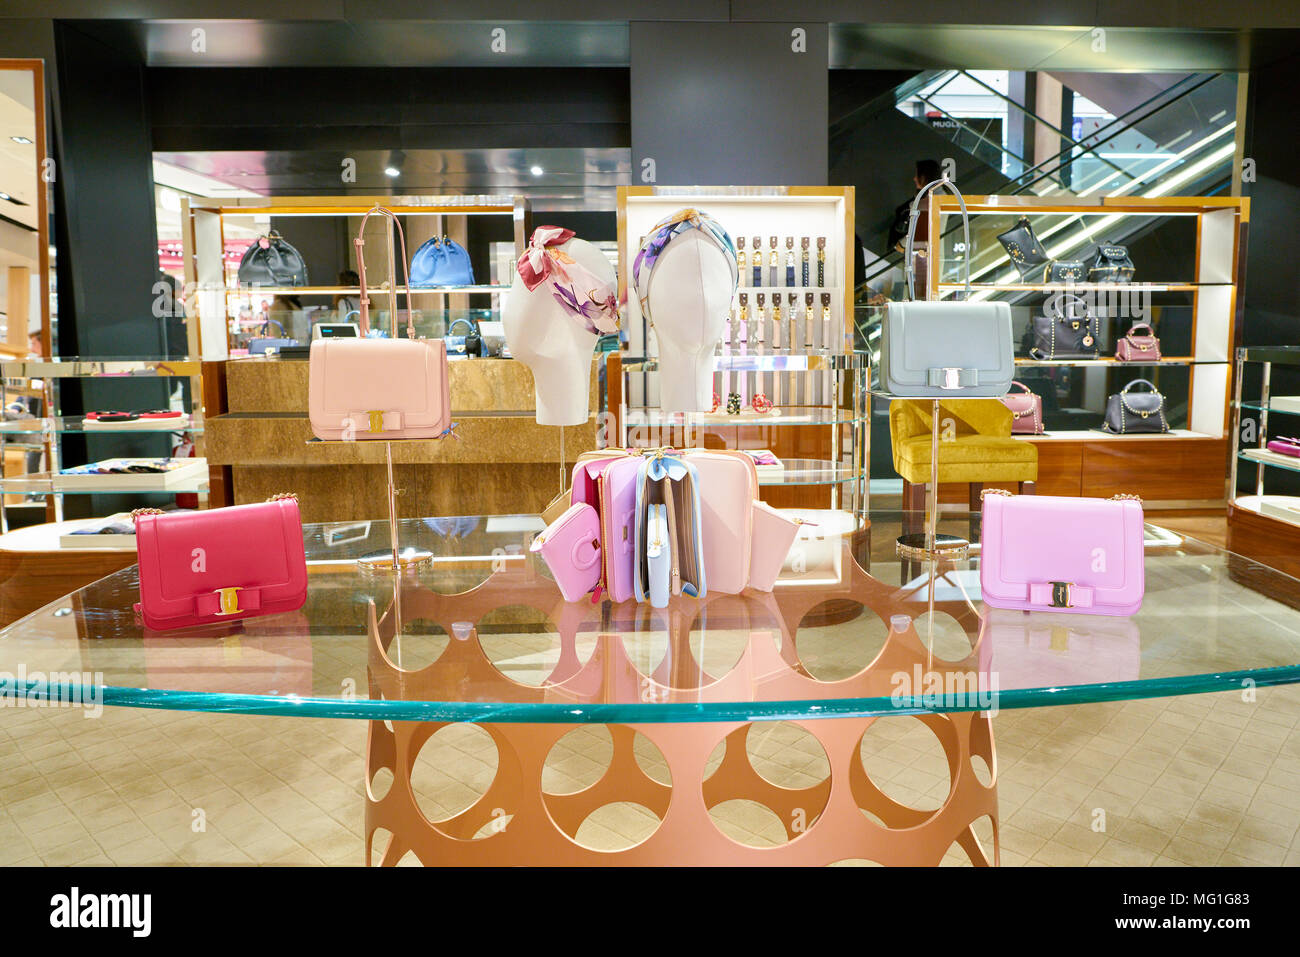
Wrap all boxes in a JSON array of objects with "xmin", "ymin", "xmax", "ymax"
[
  {"xmin": 502, "ymin": 236, "xmax": 615, "ymax": 426},
  {"xmin": 633, "ymin": 210, "xmax": 737, "ymax": 413}
]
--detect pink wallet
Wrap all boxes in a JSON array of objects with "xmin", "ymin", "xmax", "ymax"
[
  {"xmin": 747, "ymin": 501, "xmax": 801, "ymax": 592},
  {"xmin": 531, "ymin": 503, "xmax": 602, "ymax": 602},
  {"xmin": 1266, "ymin": 437, "xmax": 1300, "ymax": 458},
  {"xmin": 134, "ymin": 497, "xmax": 308, "ymax": 632}
]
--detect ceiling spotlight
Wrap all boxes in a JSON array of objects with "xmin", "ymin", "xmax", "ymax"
[
  {"xmin": 384, "ymin": 166, "xmax": 400, "ymax": 178},
  {"xmin": 384, "ymin": 149, "xmax": 406, "ymax": 179},
  {"xmin": 530, "ymin": 165, "xmax": 544, "ymax": 177},
  {"xmin": 10, "ymin": 136, "xmax": 32, "ymax": 145}
]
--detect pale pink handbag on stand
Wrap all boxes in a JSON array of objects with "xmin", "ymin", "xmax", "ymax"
[
  {"xmin": 979, "ymin": 491, "xmax": 1145, "ymax": 616},
  {"xmin": 308, "ymin": 206, "xmax": 451, "ymax": 440},
  {"xmin": 133, "ymin": 496, "xmax": 308, "ymax": 632}
]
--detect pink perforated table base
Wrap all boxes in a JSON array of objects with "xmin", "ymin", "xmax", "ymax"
[{"xmin": 363, "ymin": 553, "xmax": 999, "ymax": 866}]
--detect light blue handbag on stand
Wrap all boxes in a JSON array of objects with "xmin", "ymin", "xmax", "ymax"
[
  {"xmin": 410, "ymin": 236, "xmax": 475, "ymax": 287},
  {"xmin": 633, "ymin": 452, "xmax": 706, "ymax": 603}
]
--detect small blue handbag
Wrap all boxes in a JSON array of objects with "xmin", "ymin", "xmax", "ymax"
[{"xmin": 410, "ymin": 235, "xmax": 475, "ymax": 287}]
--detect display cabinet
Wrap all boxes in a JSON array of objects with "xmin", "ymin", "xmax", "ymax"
[
  {"xmin": 921, "ymin": 194, "xmax": 1245, "ymax": 502},
  {"xmin": 184, "ymin": 195, "xmax": 531, "ymax": 358},
  {"xmin": 613, "ymin": 186, "xmax": 867, "ymax": 516},
  {"xmin": 0, "ymin": 357, "xmax": 206, "ymax": 533},
  {"xmin": 1227, "ymin": 345, "xmax": 1300, "ymax": 580}
]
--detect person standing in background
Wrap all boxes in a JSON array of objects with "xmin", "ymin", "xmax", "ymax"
[{"xmin": 885, "ymin": 159, "xmax": 943, "ymax": 299}]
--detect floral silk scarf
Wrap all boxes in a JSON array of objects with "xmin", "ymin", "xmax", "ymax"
[
  {"xmin": 516, "ymin": 226, "xmax": 620, "ymax": 336},
  {"xmin": 631, "ymin": 208, "xmax": 738, "ymax": 324}
]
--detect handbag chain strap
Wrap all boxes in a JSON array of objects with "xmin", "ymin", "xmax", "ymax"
[
  {"xmin": 905, "ymin": 174, "xmax": 970, "ymax": 301},
  {"xmin": 354, "ymin": 206, "xmax": 416, "ymax": 340},
  {"xmin": 981, "ymin": 488, "xmax": 1142, "ymax": 503}
]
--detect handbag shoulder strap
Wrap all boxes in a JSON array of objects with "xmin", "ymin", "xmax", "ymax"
[
  {"xmin": 1122, "ymin": 378, "xmax": 1157, "ymax": 394},
  {"xmin": 905, "ymin": 174, "xmax": 970, "ymax": 301},
  {"xmin": 448, "ymin": 317, "xmax": 476, "ymax": 335},
  {"xmin": 354, "ymin": 206, "xmax": 415, "ymax": 339}
]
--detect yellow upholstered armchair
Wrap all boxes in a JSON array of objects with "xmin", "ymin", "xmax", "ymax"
[{"xmin": 889, "ymin": 398, "xmax": 1038, "ymax": 535}]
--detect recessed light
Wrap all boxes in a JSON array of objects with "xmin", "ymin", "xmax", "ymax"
[
  {"xmin": 0, "ymin": 192, "xmax": 11, "ymax": 201},
  {"xmin": 384, "ymin": 166, "xmax": 400, "ymax": 178},
  {"xmin": 10, "ymin": 136, "xmax": 32, "ymax": 145},
  {"xmin": 530, "ymin": 165, "xmax": 544, "ymax": 177}
]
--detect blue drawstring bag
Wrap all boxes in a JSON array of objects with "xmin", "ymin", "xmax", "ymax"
[{"xmin": 410, "ymin": 236, "xmax": 475, "ymax": 287}]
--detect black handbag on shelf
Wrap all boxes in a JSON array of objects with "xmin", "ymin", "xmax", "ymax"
[
  {"xmin": 1046, "ymin": 260, "xmax": 1087, "ymax": 283},
  {"xmin": 238, "ymin": 232, "xmax": 309, "ymax": 287},
  {"xmin": 997, "ymin": 216, "xmax": 1050, "ymax": 281},
  {"xmin": 1029, "ymin": 292, "xmax": 1100, "ymax": 360},
  {"xmin": 445, "ymin": 317, "xmax": 481, "ymax": 357},
  {"xmin": 1102, "ymin": 379, "xmax": 1169, "ymax": 434},
  {"xmin": 1090, "ymin": 241, "xmax": 1135, "ymax": 283}
]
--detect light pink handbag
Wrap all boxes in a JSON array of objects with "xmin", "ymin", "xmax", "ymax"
[
  {"xmin": 1001, "ymin": 381, "xmax": 1043, "ymax": 435},
  {"xmin": 747, "ymin": 501, "xmax": 802, "ymax": 592},
  {"xmin": 683, "ymin": 449, "xmax": 758, "ymax": 595},
  {"xmin": 979, "ymin": 491, "xmax": 1144, "ymax": 616},
  {"xmin": 133, "ymin": 496, "xmax": 308, "ymax": 632},
  {"xmin": 530, "ymin": 503, "xmax": 603, "ymax": 602},
  {"xmin": 308, "ymin": 206, "xmax": 451, "ymax": 441}
]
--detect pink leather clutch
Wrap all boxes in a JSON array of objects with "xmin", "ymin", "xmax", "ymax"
[
  {"xmin": 531, "ymin": 502, "xmax": 602, "ymax": 602},
  {"xmin": 747, "ymin": 502, "xmax": 801, "ymax": 592},
  {"xmin": 979, "ymin": 492, "xmax": 1144, "ymax": 616},
  {"xmin": 1115, "ymin": 323, "xmax": 1161, "ymax": 362},
  {"xmin": 134, "ymin": 497, "xmax": 308, "ymax": 632},
  {"xmin": 1266, "ymin": 437, "xmax": 1300, "ymax": 458},
  {"xmin": 308, "ymin": 206, "xmax": 452, "ymax": 441},
  {"xmin": 686, "ymin": 449, "xmax": 758, "ymax": 595},
  {"xmin": 1000, "ymin": 380, "xmax": 1043, "ymax": 435}
]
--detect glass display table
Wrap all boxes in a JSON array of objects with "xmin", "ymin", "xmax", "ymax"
[{"xmin": 2, "ymin": 510, "xmax": 1299, "ymax": 867}]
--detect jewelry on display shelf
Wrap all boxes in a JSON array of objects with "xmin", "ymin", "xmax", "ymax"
[
  {"xmin": 751, "ymin": 392, "xmax": 774, "ymax": 414},
  {"xmin": 751, "ymin": 235, "xmax": 763, "ymax": 288},
  {"xmin": 785, "ymin": 237, "xmax": 796, "ymax": 287},
  {"xmin": 801, "ymin": 237, "xmax": 811, "ymax": 287},
  {"xmin": 768, "ymin": 235, "xmax": 779, "ymax": 288},
  {"xmin": 726, "ymin": 392, "xmax": 742, "ymax": 415}
]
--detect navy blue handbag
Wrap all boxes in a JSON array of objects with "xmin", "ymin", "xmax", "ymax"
[{"xmin": 410, "ymin": 236, "xmax": 475, "ymax": 287}]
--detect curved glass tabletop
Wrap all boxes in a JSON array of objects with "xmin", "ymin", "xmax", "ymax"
[{"xmin": 2, "ymin": 510, "xmax": 1299, "ymax": 723}]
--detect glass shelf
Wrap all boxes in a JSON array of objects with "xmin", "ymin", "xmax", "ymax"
[
  {"xmin": 1236, "ymin": 401, "xmax": 1300, "ymax": 416},
  {"xmin": 226, "ymin": 285, "xmax": 508, "ymax": 297},
  {"xmin": 623, "ymin": 352, "xmax": 867, "ymax": 373},
  {"xmin": 620, "ymin": 405, "xmax": 867, "ymax": 427},
  {"xmin": 0, "ymin": 476, "xmax": 209, "ymax": 494},
  {"xmin": 1014, "ymin": 357, "xmax": 1220, "ymax": 368},
  {"xmin": 1239, "ymin": 345, "xmax": 1300, "ymax": 365},
  {"xmin": 0, "ymin": 358, "xmax": 202, "ymax": 378},
  {"xmin": 1239, "ymin": 449, "xmax": 1300, "ymax": 476},
  {"xmin": 757, "ymin": 458, "xmax": 858, "ymax": 487},
  {"xmin": 0, "ymin": 416, "xmax": 202, "ymax": 435},
  {"xmin": 936, "ymin": 282, "xmax": 1226, "ymax": 292}
]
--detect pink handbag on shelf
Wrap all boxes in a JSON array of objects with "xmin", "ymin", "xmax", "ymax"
[
  {"xmin": 1001, "ymin": 381, "xmax": 1043, "ymax": 435},
  {"xmin": 979, "ymin": 491, "xmax": 1145, "ymax": 616},
  {"xmin": 1265, "ymin": 436, "xmax": 1300, "ymax": 458},
  {"xmin": 133, "ymin": 496, "xmax": 308, "ymax": 632},
  {"xmin": 685, "ymin": 449, "xmax": 758, "ymax": 595},
  {"xmin": 530, "ymin": 503, "xmax": 603, "ymax": 602},
  {"xmin": 597, "ymin": 457, "xmax": 642, "ymax": 602},
  {"xmin": 1115, "ymin": 323, "xmax": 1162, "ymax": 362},
  {"xmin": 308, "ymin": 206, "xmax": 452, "ymax": 441},
  {"xmin": 747, "ymin": 501, "xmax": 802, "ymax": 592}
]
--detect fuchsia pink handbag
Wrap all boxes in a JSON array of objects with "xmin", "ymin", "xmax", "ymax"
[
  {"xmin": 308, "ymin": 206, "xmax": 452, "ymax": 441},
  {"xmin": 979, "ymin": 491, "xmax": 1145, "ymax": 616},
  {"xmin": 1115, "ymin": 322, "xmax": 1161, "ymax": 362},
  {"xmin": 133, "ymin": 496, "xmax": 308, "ymax": 632},
  {"xmin": 1000, "ymin": 381, "xmax": 1043, "ymax": 435}
]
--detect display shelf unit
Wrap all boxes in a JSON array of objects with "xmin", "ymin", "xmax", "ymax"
[
  {"xmin": 613, "ymin": 187, "xmax": 865, "ymax": 518},
  {"xmin": 185, "ymin": 195, "xmax": 531, "ymax": 359},
  {"xmin": 924, "ymin": 194, "xmax": 1246, "ymax": 502},
  {"xmin": 0, "ymin": 357, "xmax": 205, "ymax": 533},
  {"xmin": 1227, "ymin": 346, "xmax": 1300, "ymax": 579}
]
